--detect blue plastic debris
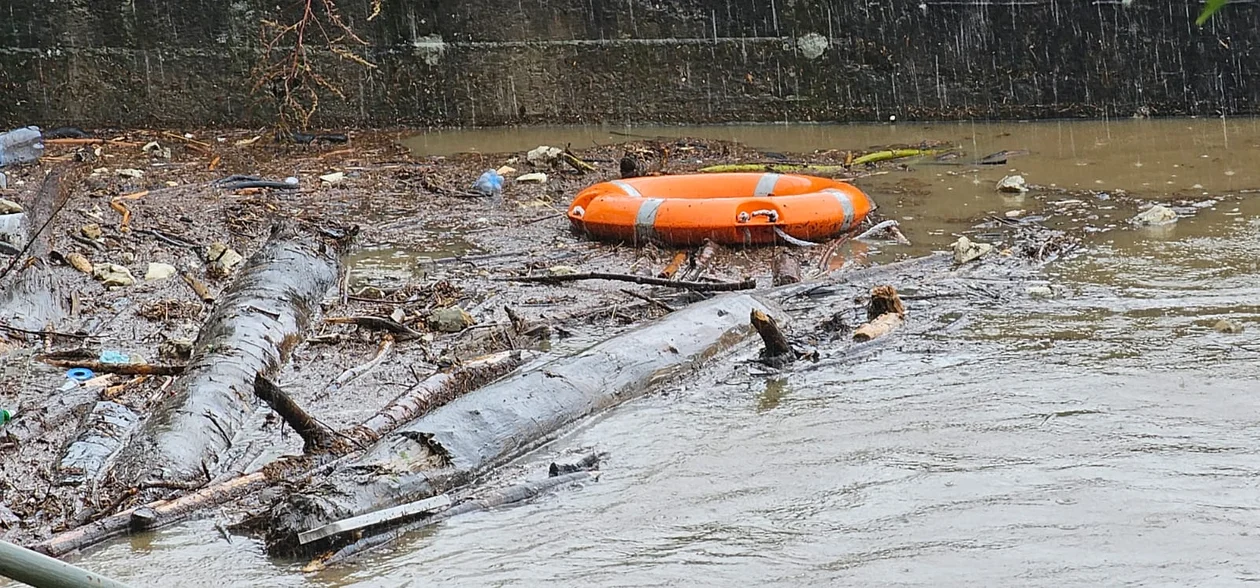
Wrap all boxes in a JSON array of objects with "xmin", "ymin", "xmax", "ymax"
[
  {"xmin": 66, "ymin": 367, "xmax": 95, "ymax": 381},
  {"xmin": 99, "ymin": 350, "xmax": 130, "ymax": 364},
  {"xmin": 472, "ymin": 169, "xmax": 504, "ymax": 197}
]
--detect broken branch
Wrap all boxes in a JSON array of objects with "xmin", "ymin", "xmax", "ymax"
[
  {"xmin": 501, "ymin": 272, "xmax": 755, "ymax": 292},
  {"xmin": 255, "ymin": 375, "xmax": 339, "ymax": 453}
]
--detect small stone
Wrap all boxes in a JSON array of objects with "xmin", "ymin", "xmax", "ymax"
[
  {"xmin": 516, "ymin": 172, "xmax": 548, "ymax": 183},
  {"xmin": 81, "ymin": 224, "xmax": 102, "ymax": 240},
  {"xmin": 121, "ymin": 252, "xmax": 135, "ymax": 264},
  {"xmin": 1213, "ymin": 319, "xmax": 1244, "ymax": 334},
  {"xmin": 1132, "ymin": 204, "xmax": 1178, "ymax": 226},
  {"xmin": 952, "ymin": 236, "xmax": 994, "ymax": 265},
  {"xmin": 429, "ymin": 307, "xmax": 474, "ymax": 333},
  {"xmin": 205, "ymin": 242, "xmax": 244, "ymax": 270},
  {"xmin": 996, "ymin": 175, "xmax": 1028, "ymax": 193},
  {"xmin": 549, "ymin": 265, "xmax": 579, "ymax": 276},
  {"xmin": 1026, "ymin": 285, "xmax": 1053, "ymax": 298},
  {"xmin": 319, "ymin": 172, "xmax": 345, "ymax": 185},
  {"xmin": 526, "ymin": 145, "xmax": 564, "ymax": 167},
  {"xmin": 142, "ymin": 141, "xmax": 171, "ymax": 159},
  {"xmin": 91, "ymin": 263, "xmax": 135, "ymax": 288},
  {"xmin": 116, "ymin": 168, "xmax": 144, "ymax": 179},
  {"xmin": 0, "ymin": 171, "xmax": 7, "ymax": 190},
  {"xmin": 159, "ymin": 338, "xmax": 194, "ymax": 360},
  {"xmin": 0, "ymin": 198, "xmax": 22, "ymax": 214},
  {"xmin": 1005, "ymin": 209, "xmax": 1026, "ymax": 219},
  {"xmin": 496, "ymin": 165, "xmax": 517, "ymax": 176},
  {"xmin": 65, "ymin": 252, "xmax": 93, "ymax": 273},
  {"xmin": 144, "ymin": 262, "xmax": 177, "ymax": 281}
]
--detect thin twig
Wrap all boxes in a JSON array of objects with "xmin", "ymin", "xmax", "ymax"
[{"xmin": 500, "ymin": 272, "xmax": 755, "ymax": 292}]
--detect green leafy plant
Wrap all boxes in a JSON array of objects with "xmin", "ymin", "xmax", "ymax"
[{"xmin": 1196, "ymin": 0, "xmax": 1227, "ymax": 26}]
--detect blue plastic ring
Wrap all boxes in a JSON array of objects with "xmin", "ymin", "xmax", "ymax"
[{"xmin": 66, "ymin": 368, "xmax": 95, "ymax": 381}]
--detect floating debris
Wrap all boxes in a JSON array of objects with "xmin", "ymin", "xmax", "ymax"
[
  {"xmin": 996, "ymin": 175, "xmax": 1028, "ymax": 193},
  {"xmin": 1132, "ymin": 204, "xmax": 1178, "ymax": 226}
]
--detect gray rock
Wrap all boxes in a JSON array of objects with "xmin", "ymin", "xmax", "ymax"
[
  {"xmin": 0, "ymin": 198, "xmax": 22, "ymax": 214},
  {"xmin": 952, "ymin": 236, "xmax": 994, "ymax": 265},
  {"xmin": 1214, "ymin": 319, "xmax": 1244, "ymax": 334},
  {"xmin": 145, "ymin": 262, "xmax": 178, "ymax": 281},
  {"xmin": 91, "ymin": 263, "xmax": 135, "ymax": 288},
  {"xmin": 429, "ymin": 306, "xmax": 473, "ymax": 333}
]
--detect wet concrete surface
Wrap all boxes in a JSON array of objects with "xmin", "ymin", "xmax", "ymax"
[
  {"xmin": 2, "ymin": 118, "xmax": 1259, "ymax": 586},
  {"xmin": 3, "ymin": 1, "xmax": 1257, "ymax": 127}
]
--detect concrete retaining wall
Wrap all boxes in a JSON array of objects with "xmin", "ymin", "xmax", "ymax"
[{"xmin": 0, "ymin": 0, "xmax": 1254, "ymax": 127}]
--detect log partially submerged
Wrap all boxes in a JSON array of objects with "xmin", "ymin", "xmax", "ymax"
[
  {"xmin": 111, "ymin": 221, "xmax": 351, "ymax": 487},
  {"xmin": 265, "ymin": 294, "xmax": 780, "ymax": 553},
  {"xmin": 31, "ymin": 351, "xmax": 527, "ymax": 557}
]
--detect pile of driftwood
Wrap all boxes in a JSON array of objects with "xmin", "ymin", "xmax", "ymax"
[{"xmin": 5, "ymin": 169, "xmax": 980, "ymax": 569}]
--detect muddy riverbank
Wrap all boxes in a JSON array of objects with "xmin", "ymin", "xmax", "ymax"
[{"xmin": 2, "ymin": 118, "xmax": 1258, "ymax": 586}]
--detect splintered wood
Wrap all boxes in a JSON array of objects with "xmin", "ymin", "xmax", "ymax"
[{"xmin": 853, "ymin": 285, "xmax": 905, "ymax": 342}]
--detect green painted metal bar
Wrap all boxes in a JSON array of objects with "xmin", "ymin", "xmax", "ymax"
[{"xmin": 0, "ymin": 540, "xmax": 133, "ymax": 588}]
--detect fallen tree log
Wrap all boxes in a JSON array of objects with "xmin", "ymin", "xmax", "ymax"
[
  {"xmin": 110, "ymin": 221, "xmax": 351, "ymax": 487},
  {"xmin": 264, "ymin": 294, "xmax": 780, "ymax": 554},
  {"xmin": 30, "ymin": 350, "xmax": 527, "ymax": 557},
  {"xmin": 0, "ymin": 165, "xmax": 79, "ymax": 334},
  {"xmin": 311, "ymin": 471, "xmax": 599, "ymax": 569}
]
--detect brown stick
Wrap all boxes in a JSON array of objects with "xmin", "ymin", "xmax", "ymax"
[
  {"xmin": 751, "ymin": 309, "xmax": 795, "ymax": 366},
  {"xmin": 620, "ymin": 289, "xmax": 676, "ymax": 313},
  {"xmin": 772, "ymin": 252, "xmax": 803, "ymax": 286},
  {"xmin": 327, "ymin": 335, "xmax": 395, "ymax": 392},
  {"xmin": 853, "ymin": 285, "xmax": 906, "ymax": 342},
  {"xmin": 255, "ymin": 375, "xmax": 339, "ymax": 453},
  {"xmin": 324, "ymin": 315, "xmax": 423, "ymax": 340},
  {"xmin": 36, "ymin": 358, "xmax": 185, "ymax": 376},
  {"xmin": 181, "ymin": 271, "xmax": 215, "ymax": 303},
  {"xmin": 852, "ymin": 314, "xmax": 904, "ymax": 342},
  {"xmin": 658, "ymin": 251, "xmax": 687, "ymax": 279},
  {"xmin": 683, "ymin": 239, "xmax": 720, "ymax": 281},
  {"xmin": 501, "ymin": 272, "xmax": 755, "ymax": 292}
]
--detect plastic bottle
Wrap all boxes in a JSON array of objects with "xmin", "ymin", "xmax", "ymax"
[{"xmin": 0, "ymin": 126, "xmax": 44, "ymax": 168}]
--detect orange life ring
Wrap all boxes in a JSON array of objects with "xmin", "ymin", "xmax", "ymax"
[{"xmin": 567, "ymin": 173, "xmax": 875, "ymax": 246}]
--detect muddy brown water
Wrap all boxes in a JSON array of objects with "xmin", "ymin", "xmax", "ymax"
[{"xmin": 30, "ymin": 118, "xmax": 1260, "ymax": 586}]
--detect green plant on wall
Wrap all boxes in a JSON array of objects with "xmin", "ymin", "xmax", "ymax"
[{"xmin": 1196, "ymin": 0, "xmax": 1227, "ymax": 25}]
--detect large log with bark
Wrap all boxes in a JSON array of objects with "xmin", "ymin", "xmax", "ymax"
[
  {"xmin": 264, "ymin": 294, "xmax": 781, "ymax": 554},
  {"xmin": 0, "ymin": 165, "xmax": 79, "ymax": 334},
  {"xmin": 111, "ymin": 222, "xmax": 350, "ymax": 486}
]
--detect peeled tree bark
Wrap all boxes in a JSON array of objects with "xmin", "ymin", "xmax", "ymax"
[{"xmin": 112, "ymin": 222, "xmax": 350, "ymax": 487}]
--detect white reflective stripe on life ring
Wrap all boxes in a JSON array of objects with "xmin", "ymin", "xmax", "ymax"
[
  {"xmin": 634, "ymin": 198, "xmax": 665, "ymax": 243},
  {"xmin": 754, "ymin": 173, "xmax": 781, "ymax": 197},
  {"xmin": 823, "ymin": 188, "xmax": 857, "ymax": 231},
  {"xmin": 611, "ymin": 180, "xmax": 644, "ymax": 199}
]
